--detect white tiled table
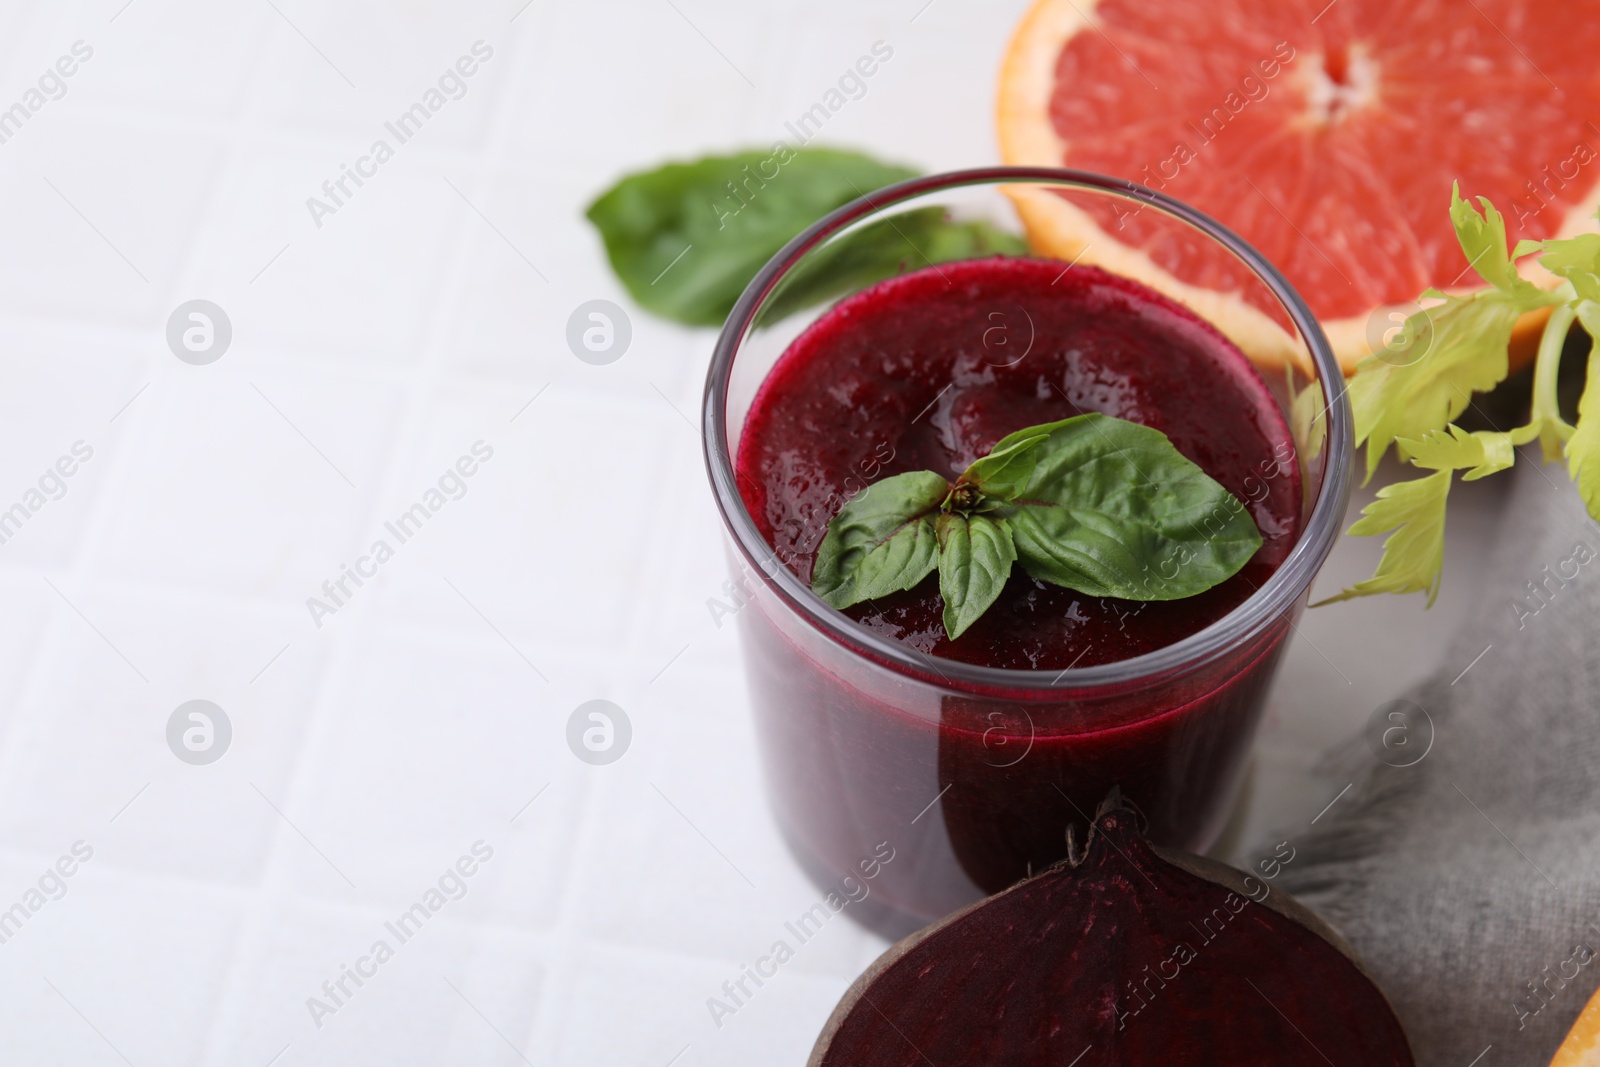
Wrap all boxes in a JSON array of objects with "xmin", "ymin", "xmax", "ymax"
[{"xmin": 0, "ymin": 1, "xmax": 1505, "ymax": 1063}]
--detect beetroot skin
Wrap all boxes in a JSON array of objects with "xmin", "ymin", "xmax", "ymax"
[{"xmin": 811, "ymin": 799, "xmax": 1414, "ymax": 1066}]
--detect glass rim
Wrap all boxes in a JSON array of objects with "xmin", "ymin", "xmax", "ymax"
[{"xmin": 701, "ymin": 165, "xmax": 1353, "ymax": 694}]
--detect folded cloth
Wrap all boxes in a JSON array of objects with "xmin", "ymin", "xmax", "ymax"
[{"xmin": 1254, "ymin": 455, "xmax": 1600, "ymax": 1067}]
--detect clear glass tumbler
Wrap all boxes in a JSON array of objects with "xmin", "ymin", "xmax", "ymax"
[{"xmin": 702, "ymin": 168, "xmax": 1351, "ymax": 923}]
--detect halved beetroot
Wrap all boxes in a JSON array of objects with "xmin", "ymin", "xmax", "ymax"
[{"xmin": 811, "ymin": 796, "xmax": 1413, "ymax": 1066}]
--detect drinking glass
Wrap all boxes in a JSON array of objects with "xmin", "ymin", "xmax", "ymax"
[{"xmin": 702, "ymin": 168, "xmax": 1352, "ymax": 922}]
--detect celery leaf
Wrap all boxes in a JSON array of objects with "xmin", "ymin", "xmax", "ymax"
[{"xmin": 1314, "ymin": 470, "xmax": 1452, "ymax": 606}]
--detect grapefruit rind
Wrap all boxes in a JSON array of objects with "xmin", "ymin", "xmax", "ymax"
[
  {"xmin": 1552, "ymin": 984, "xmax": 1600, "ymax": 1067},
  {"xmin": 1003, "ymin": 182, "xmax": 1316, "ymax": 374}
]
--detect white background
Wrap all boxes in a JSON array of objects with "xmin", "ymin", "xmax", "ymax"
[{"xmin": 0, "ymin": 0, "xmax": 1508, "ymax": 1063}]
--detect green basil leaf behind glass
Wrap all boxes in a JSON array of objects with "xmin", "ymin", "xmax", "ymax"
[
  {"xmin": 758, "ymin": 209, "xmax": 1027, "ymax": 326},
  {"xmin": 585, "ymin": 148, "xmax": 918, "ymax": 327}
]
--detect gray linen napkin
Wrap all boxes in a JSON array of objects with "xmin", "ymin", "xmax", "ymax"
[{"xmin": 1253, "ymin": 454, "xmax": 1600, "ymax": 1067}]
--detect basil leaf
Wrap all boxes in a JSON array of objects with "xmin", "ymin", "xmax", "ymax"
[
  {"xmin": 936, "ymin": 512, "xmax": 1016, "ymax": 639},
  {"xmin": 958, "ymin": 429, "xmax": 1050, "ymax": 501},
  {"xmin": 1007, "ymin": 414, "xmax": 1262, "ymax": 599},
  {"xmin": 586, "ymin": 148, "xmax": 918, "ymax": 327},
  {"xmin": 811, "ymin": 470, "xmax": 948, "ymax": 609},
  {"xmin": 760, "ymin": 210, "xmax": 1026, "ymax": 325}
]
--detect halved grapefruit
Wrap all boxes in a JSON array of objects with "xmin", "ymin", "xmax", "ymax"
[{"xmin": 998, "ymin": 0, "xmax": 1600, "ymax": 372}]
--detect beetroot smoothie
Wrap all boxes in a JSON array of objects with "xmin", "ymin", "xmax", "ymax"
[{"xmin": 733, "ymin": 257, "xmax": 1302, "ymax": 920}]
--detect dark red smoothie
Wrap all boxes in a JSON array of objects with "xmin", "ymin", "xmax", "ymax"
[{"xmin": 732, "ymin": 257, "xmax": 1302, "ymax": 920}]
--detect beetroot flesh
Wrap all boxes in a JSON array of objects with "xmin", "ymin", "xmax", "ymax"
[{"xmin": 811, "ymin": 802, "xmax": 1414, "ymax": 1066}]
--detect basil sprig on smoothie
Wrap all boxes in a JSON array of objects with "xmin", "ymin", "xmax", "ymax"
[{"xmin": 811, "ymin": 413, "xmax": 1264, "ymax": 639}]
